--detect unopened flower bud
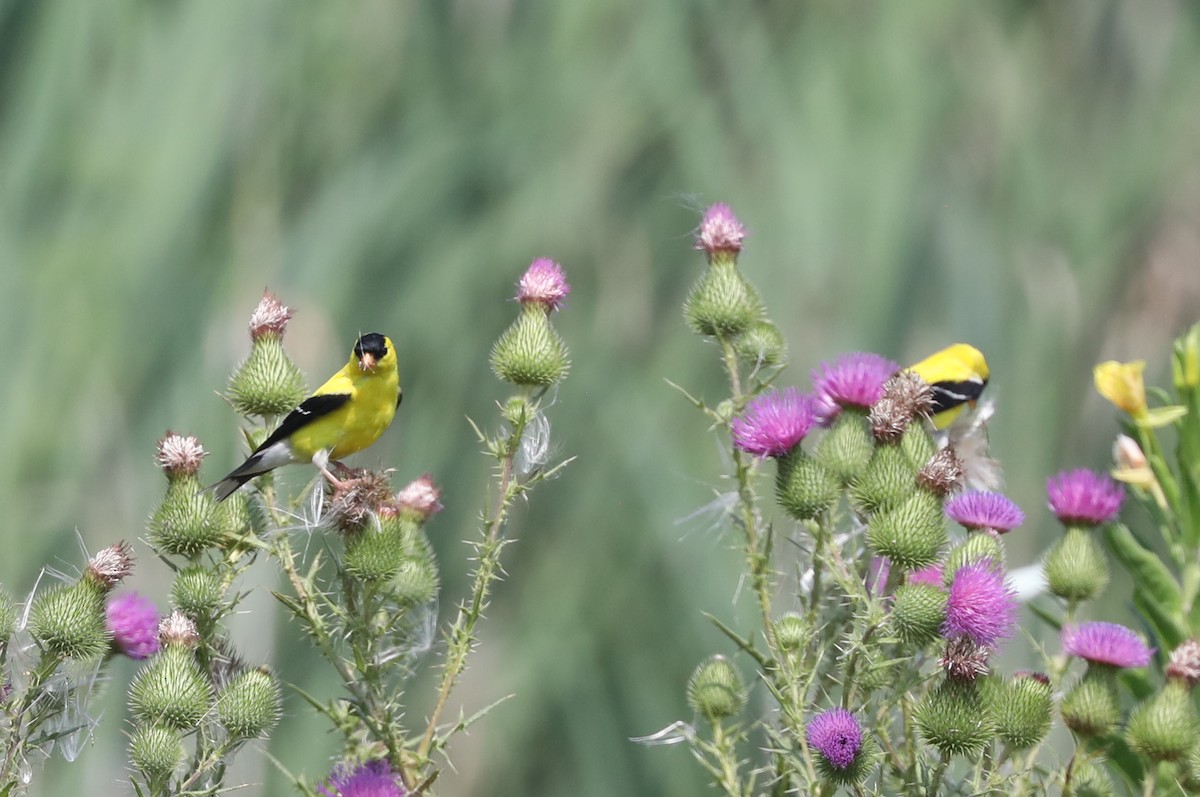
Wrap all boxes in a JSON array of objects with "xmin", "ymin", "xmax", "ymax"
[
  {"xmin": 1060, "ymin": 673, "xmax": 1121, "ymax": 738},
  {"xmin": 683, "ymin": 259, "xmax": 764, "ymax": 338},
  {"xmin": 773, "ymin": 613, "xmax": 812, "ymax": 654},
  {"xmin": 30, "ymin": 583, "xmax": 108, "ymax": 660},
  {"xmin": 944, "ymin": 535, "xmax": 1004, "ymax": 576},
  {"xmin": 129, "ymin": 724, "xmax": 185, "ymax": 782},
  {"xmin": 866, "ymin": 491, "xmax": 947, "ymax": 573},
  {"xmin": 1125, "ymin": 680, "xmax": 1199, "ymax": 763},
  {"xmin": 686, "ymin": 655, "xmax": 747, "ymax": 722},
  {"xmin": 915, "ymin": 680, "xmax": 995, "ymax": 757},
  {"xmin": 1043, "ymin": 528, "xmax": 1109, "ymax": 602},
  {"xmin": 84, "ymin": 541, "xmax": 134, "ymax": 591},
  {"xmin": 890, "ymin": 583, "xmax": 948, "ymax": 648},
  {"xmin": 170, "ymin": 567, "xmax": 226, "ymax": 625},
  {"xmin": 217, "ymin": 667, "xmax": 281, "ymax": 740},
  {"xmin": 775, "ymin": 449, "xmax": 840, "ymax": 521},
  {"xmin": 1174, "ymin": 322, "xmax": 1200, "ymax": 390},
  {"xmin": 391, "ymin": 555, "xmax": 440, "ymax": 606},
  {"xmin": 732, "ymin": 321, "xmax": 787, "ymax": 367},
  {"xmin": 987, "ymin": 672, "xmax": 1053, "ymax": 751},
  {"xmin": 814, "ymin": 410, "xmax": 874, "ymax": 485},
  {"xmin": 130, "ymin": 645, "xmax": 212, "ymax": 731},
  {"xmin": 490, "ymin": 305, "xmax": 571, "ymax": 387},
  {"xmin": 343, "ymin": 521, "xmax": 407, "ymax": 582},
  {"xmin": 849, "ymin": 444, "xmax": 918, "ymax": 515}
]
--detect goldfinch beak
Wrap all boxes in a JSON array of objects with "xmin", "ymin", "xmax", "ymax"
[{"xmin": 358, "ymin": 353, "xmax": 377, "ymax": 372}]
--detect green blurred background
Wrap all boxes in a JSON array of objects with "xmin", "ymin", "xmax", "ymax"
[{"xmin": 3, "ymin": 1, "xmax": 1200, "ymax": 794}]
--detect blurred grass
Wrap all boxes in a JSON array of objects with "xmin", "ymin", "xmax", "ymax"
[{"xmin": 2, "ymin": 1, "xmax": 1200, "ymax": 794}]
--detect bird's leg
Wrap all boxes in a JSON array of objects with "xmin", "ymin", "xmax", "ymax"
[{"xmin": 312, "ymin": 450, "xmax": 350, "ymax": 492}]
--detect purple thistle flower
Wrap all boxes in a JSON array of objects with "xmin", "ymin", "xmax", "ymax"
[
  {"xmin": 1046, "ymin": 469, "xmax": 1125, "ymax": 526},
  {"xmin": 318, "ymin": 760, "xmax": 405, "ymax": 797},
  {"xmin": 516, "ymin": 258, "xmax": 570, "ymax": 310},
  {"xmin": 942, "ymin": 562, "xmax": 1018, "ymax": 649},
  {"xmin": 812, "ymin": 352, "xmax": 899, "ymax": 421},
  {"xmin": 945, "ymin": 490, "xmax": 1025, "ymax": 534},
  {"xmin": 105, "ymin": 592, "xmax": 160, "ymax": 660},
  {"xmin": 694, "ymin": 203, "xmax": 747, "ymax": 257},
  {"xmin": 731, "ymin": 388, "xmax": 816, "ymax": 458},
  {"xmin": 806, "ymin": 708, "xmax": 863, "ymax": 770},
  {"xmin": 907, "ymin": 562, "xmax": 945, "ymax": 588},
  {"xmin": 1062, "ymin": 622, "xmax": 1154, "ymax": 669}
]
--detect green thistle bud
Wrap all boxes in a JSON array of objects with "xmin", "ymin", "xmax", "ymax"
[
  {"xmin": 1182, "ymin": 740, "xmax": 1200, "ymax": 792},
  {"xmin": 866, "ymin": 491, "xmax": 947, "ymax": 572},
  {"xmin": 683, "ymin": 260, "xmax": 764, "ymax": 338},
  {"xmin": 773, "ymin": 612, "xmax": 812, "ymax": 654},
  {"xmin": 391, "ymin": 557, "xmax": 440, "ymax": 606},
  {"xmin": 1060, "ymin": 670, "xmax": 1120, "ymax": 738},
  {"xmin": 1068, "ymin": 758, "xmax": 1115, "ymax": 797},
  {"xmin": 901, "ymin": 425, "xmax": 936, "ymax": 469},
  {"xmin": 217, "ymin": 667, "xmax": 281, "ymax": 740},
  {"xmin": 815, "ymin": 410, "xmax": 873, "ymax": 485},
  {"xmin": 989, "ymin": 673, "xmax": 1053, "ymax": 751},
  {"xmin": 1125, "ymin": 680, "xmax": 1199, "ymax": 763},
  {"xmin": 0, "ymin": 587, "xmax": 18, "ymax": 642},
  {"xmin": 850, "ymin": 443, "xmax": 918, "ymax": 515},
  {"xmin": 219, "ymin": 491, "xmax": 257, "ymax": 541},
  {"xmin": 687, "ymin": 655, "xmax": 747, "ymax": 722},
  {"xmin": 343, "ymin": 522, "xmax": 407, "ymax": 582},
  {"xmin": 129, "ymin": 724, "xmax": 185, "ymax": 782},
  {"xmin": 170, "ymin": 566, "xmax": 226, "ymax": 625},
  {"xmin": 490, "ymin": 306, "xmax": 571, "ymax": 387},
  {"xmin": 732, "ymin": 321, "xmax": 786, "ymax": 367},
  {"xmin": 130, "ymin": 646, "xmax": 213, "ymax": 731},
  {"xmin": 1044, "ymin": 527, "xmax": 1109, "ymax": 602},
  {"xmin": 891, "ymin": 584, "xmax": 948, "ymax": 648},
  {"xmin": 775, "ymin": 449, "xmax": 840, "ymax": 521},
  {"xmin": 226, "ymin": 335, "xmax": 307, "ymax": 418},
  {"xmin": 148, "ymin": 477, "xmax": 228, "ymax": 557},
  {"xmin": 915, "ymin": 680, "xmax": 995, "ymax": 757},
  {"xmin": 1173, "ymin": 321, "xmax": 1200, "ymax": 391},
  {"xmin": 30, "ymin": 582, "xmax": 108, "ymax": 660},
  {"xmin": 944, "ymin": 534, "xmax": 1004, "ymax": 578}
]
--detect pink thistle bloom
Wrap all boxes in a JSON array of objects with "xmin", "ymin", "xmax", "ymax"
[
  {"xmin": 517, "ymin": 258, "xmax": 570, "ymax": 311},
  {"xmin": 812, "ymin": 352, "xmax": 899, "ymax": 421},
  {"xmin": 806, "ymin": 708, "xmax": 863, "ymax": 771},
  {"xmin": 394, "ymin": 474, "xmax": 443, "ymax": 521},
  {"xmin": 105, "ymin": 592, "xmax": 160, "ymax": 660},
  {"xmin": 942, "ymin": 562, "xmax": 1017, "ymax": 649},
  {"xmin": 1062, "ymin": 622, "xmax": 1153, "ymax": 669},
  {"xmin": 907, "ymin": 562, "xmax": 945, "ymax": 588},
  {"xmin": 1047, "ymin": 469, "xmax": 1125, "ymax": 526},
  {"xmin": 155, "ymin": 432, "xmax": 208, "ymax": 478},
  {"xmin": 731, "ymin": 388, "xmax": 816, "ymax": 458},
  {"xmin": 945, "ymin": 491, "xmax": 1025, "ymax": 534},
  {"xmin": 318, "ymin": 760, "xmax": 405, "ymax": 797},
  {"xmin": 694, "ymin": 203, "xmax": 746, "ymax": 258},
  {"xmin": 248, "ymin": 290, "xmax": 294, "ymax": 340}
]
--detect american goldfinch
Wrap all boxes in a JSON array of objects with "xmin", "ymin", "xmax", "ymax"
[
  {"xmin": 211, "ymin": 333, "xmax": 401, "ymax": 501},
  {"xmin": 906, "ymin": 343, "xmax": 989, "ymax": 430}
]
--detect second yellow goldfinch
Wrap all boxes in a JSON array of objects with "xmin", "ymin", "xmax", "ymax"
[
  {"xmin": 906, "ymin": 343, "xmax": 989, "ymax": 429},
  {"xmin": 211, "ymin": 332, "xmax": 401, "ymax": 501}
]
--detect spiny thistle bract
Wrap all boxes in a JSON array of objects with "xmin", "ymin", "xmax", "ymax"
[
  {"xmin": 987, "ymin": 673, "xmax": 1053, "ymax": 750},
  {"xmin": 684, "ymin": 259, "xmax": 764, "ymax": 338},
  {"xmin": 148, "ymin": 479, "xmax": 230, "ymax": 557},
  {"xmin": 226, "ymin": 335, "xmax": 307, "ymax": 418},
  {"xmin": 129, "ymin": 724, "xmax": 185, "ymax": 783},
  {"xmin": 891, "ymin": 583, "xmax": 948, "ymax": 648},
  {"xmin": 1043, "ymin": 527, "xmax": 1109, "ymax": 601},
  {"xmin": 865, "ymin": 490, "xmax": 947, "ymax": 573},
  {"xmin": 217, "ymin": 668, "xmax": 281, "ymax": 740},
  {"xmin": 732, "ymin": 320, "xmax": 786, "ymax": 366},
  {"xmin": 29, "ymin": 582, "xmax": 109, "ymax": 660},
  {"xmin": 915, "ymin": 680, "xmax": 996, "ymax": 757},
  {"xmin": 775, "ymin": 449, "xmax": 841, "ymax": 521},
  {"xmin": 490, "ymin": 306, "xmax": 571, "ymax": 387},
  {"xmin": 814, "ymin": 409, "xmax": 875, "ymax": 484},
  {"xmin": 170, "ymin": 566, "xmax": 226, "ymax": 625},
  {"xmin": 687, "ymin": 656, "xmax": 747, "ymax": 722},
  {"xmin": 850, "ymin": 442, "xmax": 919, "ymax": 515},
  {"xmin": 130, "ymin": 646, "xmax": 213, "ymax": 731},
  {"xmin": 1124, "ymin": 680, "xmax": 1199, "ymax": 763}
]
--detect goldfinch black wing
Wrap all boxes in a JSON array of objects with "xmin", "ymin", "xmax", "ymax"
[{"xmin": 210, "ymin": 393, "xmax": 351, "ymax": 501}]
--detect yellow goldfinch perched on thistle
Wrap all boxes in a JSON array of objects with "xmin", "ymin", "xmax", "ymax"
[
  {"xmin": 210, "ymin": 333, "xmax": 402, "ymax": 501},
  {"xmin": 906, "ymin": 343, "xmax": 989, "ymax": 430}
]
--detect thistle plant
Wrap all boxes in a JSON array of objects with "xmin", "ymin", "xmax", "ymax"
[
  {"xmin": 653, "ymin": 202, "xmax": 1200, "ymax": 796},
  {"xmin": 1, "ymin": 264, "xmax": 573, "ymax": 796}
]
